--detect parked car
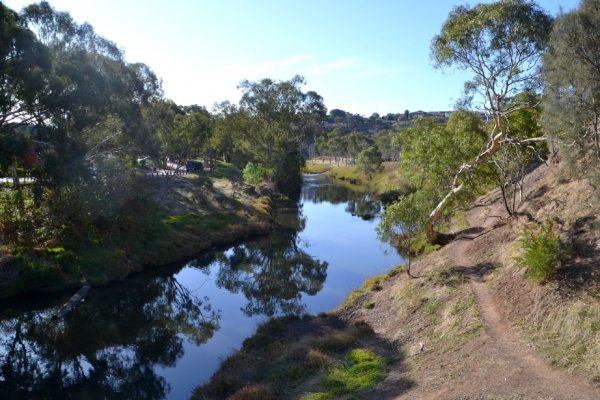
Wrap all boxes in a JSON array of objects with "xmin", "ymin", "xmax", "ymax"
[
  {"xmin": 186, "ymin": 160, "xmax": 203, "ymax": 172},
  {"xmin": 137, "ymin": 157, "xmax": 157, "ymax": 171}
]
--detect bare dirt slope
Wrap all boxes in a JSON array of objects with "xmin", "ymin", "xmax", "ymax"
[{"xmin": 338, "ymin": 162, "xmax": 600, "ymax": 399}]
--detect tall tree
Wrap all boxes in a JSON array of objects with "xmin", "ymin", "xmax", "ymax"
[
  {"xmin": 542, "ymin": 0, "xmax": 600, "ymax": 184},
  {"xmin": 20, "ymin": 1, "xmax": 163, "ymax": 176},
  {"xmin": 423, "ymin": 0, "xmax": 552, "ymax": 240},
  {"xmin": 357, "ymin": 146, "xmax": 383, "ymax": 179},
  {"xmin": 0, "ymin": 3, "xmax": 50, "ymax": 187},
  {"xmin": 234, "ymin": 75, "xmax": 326, "ymax": 192}
]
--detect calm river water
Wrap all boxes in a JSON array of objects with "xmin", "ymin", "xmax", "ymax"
[{"xmin": 0, "ymin": 174, "xmax": 404, "ymax": 399}]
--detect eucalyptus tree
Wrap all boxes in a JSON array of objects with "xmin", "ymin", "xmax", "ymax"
[
  {"xmin": 0, "ymin": 1, "xmax": 163, "ymax": 244},
  {"xmin": 357, "ymin": 146, "xmax": 384, "ymax": 179},
  {"xmin": 167, "ymin": 107, "xmax": 213, "ymax": 164},
  {"xmin": 232, "ymin": 75, "xmax": 326, "ymax": 192},
  {"xmin": 392, "ymin": 114, "xmax": 487, "ymax": 233},
  {"xmin": 377, "ymin": 192, "xmax": 427, "ymax": 277},
  {"xmin": 374, "ymin": 129, "xmax": 400, "ymax": 161},
  {"xmin": 0, "ymin": 3, "xmax": 50, "ymax": 186},
  {"xmin": 542, "ymin": 0, "xmax": 600, "ymax": 184},
  {"xmin": 19, "ymin": 1, "xmax": 163, "ymax": 177},
  {"xmin": 326, "ymin": 129, "xmax": 346, "ymax": 165},
  {"xmin": 345, "ymin": 131, "xmax": 373, "ymax": 164},
  {"xmin": 420, "ymin": 0, "xmax": 553, "ymax": 240}
]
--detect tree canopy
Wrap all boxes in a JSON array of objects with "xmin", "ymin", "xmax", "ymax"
[
  {"xmin": 217, "ymin": 75, "xmax": 326, "ymax": 193},
  {"xmin": 411, "ymin": 0, "xmax": 554, "ymax": 240},
  {"xmin": 542, "ymin": 0, "xmax": 600, "ymax": 183}
]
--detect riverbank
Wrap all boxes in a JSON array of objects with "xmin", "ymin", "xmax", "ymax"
[
  {"xmin": 195, "ymin": 162, "xmax": 600, "ymax": 399},
  {"xmin": 305, "ymin": 159, "xmax": 412, "ymax": 203},
  {"xmin": 0, "ymin": 170, "xmax": 276, "ymax": 299}
]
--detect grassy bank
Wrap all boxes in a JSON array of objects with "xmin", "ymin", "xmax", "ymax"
[
  {"xmin": 191, "ymin": 315, "xmax": 391, "ymax": 400},
  {"xmin": 192, "ymin": 259, "xmax": 485, "ymax": 399},
  {"xmin": 304, "ymin": 159, "xmax": 412, "ymax": 202},
  {"xmin": 0, "ymin": 171, "xmax": 276, "ymax": 299}
]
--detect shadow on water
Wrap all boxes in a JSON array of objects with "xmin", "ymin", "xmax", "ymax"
[
  {"xmin": 0, "ymin": 173, "xmax": 401, "ymax": 399},
  {"xmin": 212, "ymin": 222, "xmax": 328, "ymax": 317},
  {"xmin": 302, "ymin": 174, "xmax": 381, "ymax": 219},
  {"xmin": 0, "ymin": 267, "xmax": 220, "ymax": 400}
]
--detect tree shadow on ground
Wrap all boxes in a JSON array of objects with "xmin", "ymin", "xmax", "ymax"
[
  {"xmin": 555, "ymin": 216, "xmax": 600, "ymax": 295},
  {"xmin": 194, "ymin": 313, "xmax": 414, "ymax": 399},
  {"xmin": 455, "ymin": 263, "xmax": 499, "ymax": 282}
]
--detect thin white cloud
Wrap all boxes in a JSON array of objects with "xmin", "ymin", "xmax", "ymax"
[{"xmin": 309, "ymin": 58, "xmax": 357, "ymax": 75}]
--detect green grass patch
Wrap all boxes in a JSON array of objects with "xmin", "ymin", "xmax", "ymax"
[
  {"xmin": 304, "ymin": 163, "xmax": 334, "ymax": 174},
  {"xmin": 341, "ymin": 289, "xmax": 366, "ymax": 308},
  {"xmin": 326, "ymin": 349, "xmax": 387, "ymax": 392},
  {"xmin": 192, "ymin": 316, "xmax": 382, "ymax": 400}
]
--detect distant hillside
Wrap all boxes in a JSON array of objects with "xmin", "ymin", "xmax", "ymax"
[{"xmin": 321, "ymin": 111, "xmax": 453, "ymax": 135}]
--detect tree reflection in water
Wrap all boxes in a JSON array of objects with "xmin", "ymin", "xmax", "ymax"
[
  {"xmin": 302, "ymin": 175, "xmax": 381, "ymax": 218},
  {"xmin": 214, "ymin": 206, "xmax": 328, "ymax": 316},
  {"xmin": 0, "ymin": 270, "xmax": 220, "ymax": 400}
]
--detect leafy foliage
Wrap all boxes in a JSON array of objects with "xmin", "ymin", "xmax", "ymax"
[
  {"xmin": 217, "ymin": 75, "xmax": 326, "ymax": 194},
  {"xmin": 242, "ymin": 162, "xmax": 265, "ymax": 185},
  {"xmin": 432, "ymin": 0, "xmax": 553, "ymax": 108},
  {"xmin": 542, "ymin": 0, "xmax": 600, "ymax": 185},
  {"xmin": 409, "ymin": 0, "xmax": 554, "ymax": 240},
  {"xmin": 514, "ymin": 222, "xmax": 569, "ymax": 281},
  {"xmin": 379, "ymin": 113, "xmax": 487, "ymax": 242},
  {"xmin": 356, "ymin": 146, "xmax": 383, "ymax": 179}
]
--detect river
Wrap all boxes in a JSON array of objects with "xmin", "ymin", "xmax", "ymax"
[{"xmin": 0, "ymin": 174, "xmax": 404, "ymax": 399}]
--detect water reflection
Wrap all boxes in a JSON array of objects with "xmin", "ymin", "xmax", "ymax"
[
  {"xmin": 0, "ymin": 173, "xmax": 401, "ymax": 400},
  {"xmin": 0, "ymin": 270, "xmax": 220, "ymax": 400},
  {"xmin": 212, "ymin": 206, "xmax": 328, "ymax": 317},
  {"xmin": 302, "ymin": 175, "xmax": 381, "ymax": 218}
]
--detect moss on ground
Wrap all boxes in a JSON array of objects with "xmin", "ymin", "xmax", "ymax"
[{"xmin": 191, "ymin": 315, "xmax": 388, "ymax": 400}]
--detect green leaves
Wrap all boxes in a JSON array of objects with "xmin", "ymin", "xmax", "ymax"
[
  {"xmin": 542, "ymin": 0, "xmax": 600, "ymax": 179},
  {"xmin": 234, "ymin": 76, "xmax": 326, "ymax": 193},
  {"xmin": 431, "ymin": 0, "xmax": 553, "ymax": 109},
  {"xmin": 356, "ymin": 146, "xmax": 383, "ymax": 179},
  {"xmin": 514, "ymin": 222, "xmax": 569, "ymax": 281}
]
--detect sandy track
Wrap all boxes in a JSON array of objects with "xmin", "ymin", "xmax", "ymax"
[{"xmin": 431, "ymin": 222, "xmax": 600, "ymax": 399}]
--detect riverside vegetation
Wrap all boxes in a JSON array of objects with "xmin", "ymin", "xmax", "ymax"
[
  {"xmin": 0, "ymin": 162, "xmax": 275, "ymax": 298},
  {"xmin": 194, "ymin": 0, "xmax": 600, "ymax": 398},
  {"xmin": 4, "ymin": 0, "xmax": 600, "ymax": 398}
]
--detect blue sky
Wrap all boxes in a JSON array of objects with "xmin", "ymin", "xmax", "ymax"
[{"xmin": 3, "ymin": 0, "xmax": 580, "ymax": 116}]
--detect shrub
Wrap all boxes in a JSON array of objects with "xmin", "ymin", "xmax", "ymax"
[
  {"xmin": 243, "ymin": 162, "xmax": 266, "ymax": 185},
  {"xmin": 514, "ymin": 222, "xmax": 569, "ymax": 281}
]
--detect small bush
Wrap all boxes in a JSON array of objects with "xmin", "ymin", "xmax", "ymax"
[
  {"xmin": 243, "ymin": 162, "xmax": 266, "ymax": 185},
  {"xmin": 229, "ymin": 384, "xmax": 275, "ymax": 400},
  {"xmin": 514, "ymin": 222, "xmax": 569, "ymax": 281},
  {"xmin": 363, "ymin": 301, "xmax": 375, "ymax": 309},
  {"xmin": 325, "ymin": 349, "xmax": 387, "ymax": 394},
  {"xmin": 363, "ymin": 277, "xmax": 382, "ymax": 291}
]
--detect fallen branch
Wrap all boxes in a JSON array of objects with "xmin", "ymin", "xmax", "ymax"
[{"xmin": 52, "ymin": 286, "xmax": 90, "ymax": 319}]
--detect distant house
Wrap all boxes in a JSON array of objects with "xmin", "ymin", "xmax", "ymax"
[{"xmin": 410, "ymin": 110, "xmax": 426, "ymax": 119}]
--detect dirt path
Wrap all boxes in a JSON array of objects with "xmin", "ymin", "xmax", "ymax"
[{"xmin": 432, "ymin": 220, "xmax": 600, "ymax": 399}]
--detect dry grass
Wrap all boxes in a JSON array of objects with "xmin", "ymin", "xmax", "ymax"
[
  {"xmin": 192, "ymin": 315, "xmax": 382, "ymax": 400},
  {"xmin": 391, "ymin": 262, "xmax": 484, "ymax": 353},
  {"xmin": 519, "ymin": 289, "xmax": 600, "ymax": 377}
]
